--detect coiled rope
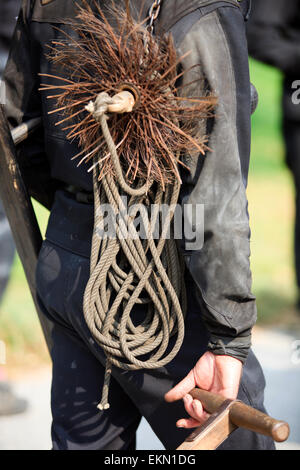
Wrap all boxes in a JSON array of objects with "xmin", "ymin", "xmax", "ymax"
[{"xmin": 83, "ymin": 92, "xmax": 186, "ymax": 410}]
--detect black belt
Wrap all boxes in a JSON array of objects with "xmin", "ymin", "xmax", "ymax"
[{"xmin": 64, "ymin": 185, "xmax": 94, "ymax": 204}]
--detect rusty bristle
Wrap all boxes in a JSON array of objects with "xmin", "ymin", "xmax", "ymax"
[{"xmin": 39, "ymin": 0, "xmax": 215, "ymax": 186}]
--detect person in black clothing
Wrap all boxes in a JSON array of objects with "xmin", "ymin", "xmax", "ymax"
[
  {"xmin": 247, "ymin": 0, "xmax": 300, "ymax": 308},
  {"xmin": 3, "ymin": 0, "xmax": 275, "ymax": 449}
]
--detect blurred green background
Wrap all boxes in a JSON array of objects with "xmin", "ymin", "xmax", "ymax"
[
  {"xmin": 0, "ymin": 58, "xmax": 298, "ymax": 370},
  {"xmin": 248, "ymin": 59, "xmax": 296, "ymax": 325}
]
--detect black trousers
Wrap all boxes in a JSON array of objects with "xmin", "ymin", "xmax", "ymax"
[{"xmin": 36, "ymin": 239, "xmax": 275, "ymax": 450}]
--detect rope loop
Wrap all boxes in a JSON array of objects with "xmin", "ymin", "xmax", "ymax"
[{"xmin": 84, "ymin": 90, "xmax": 186, "ymax": 410}]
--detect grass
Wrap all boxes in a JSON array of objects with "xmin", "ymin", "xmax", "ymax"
[
  {"xmin": 248, "ymin": 59, "xmax": 297, "ymax": 323},
  {"xmin": 0, "ymin": 58, "xmax": 298, "ymax": 371},
  {"xmin": 249, "ymin": 59, "xmax": 285, "ymax": 174}
]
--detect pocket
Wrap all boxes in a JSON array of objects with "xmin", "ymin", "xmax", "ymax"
[
  {"xmin": 35, "ymin": 240, "xmax": 61, "ymax": 296},
  {"xmin": 35, "ymin": 239, "xmax": 85, "ymax": 322}
]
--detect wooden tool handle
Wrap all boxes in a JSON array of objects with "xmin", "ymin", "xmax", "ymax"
[{"xmin": 190, "ymin": 389, "xmax": 290, "ymax": 443}]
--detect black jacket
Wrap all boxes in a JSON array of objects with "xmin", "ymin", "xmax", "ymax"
[
  {"xmin": 4, "ymin": 0, "xmax": 254, "ymax": 362},
  {"xmin": 0, "ymin": 0, "xmax": 21, "ymax": 76}
]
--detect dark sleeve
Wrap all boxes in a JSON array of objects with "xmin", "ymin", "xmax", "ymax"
[
  {"xmin": 0, "ymin": 0, "xmax": 21, "ymax": 76},
  {"xmin": 3, "ymin": 0, "xmax": 56, "ymax": 210},
  {"xmin": 178, "ymin": 5, "xmax": 254, "ymax": 363},
  {"xmin": 247, "ymin": 0, "xmax": 300, "ymax": 76}
]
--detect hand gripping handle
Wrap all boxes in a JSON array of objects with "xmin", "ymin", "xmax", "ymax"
[{"xmin": 190, "ymin": 388, "xmax": 290, "ymax": 443}]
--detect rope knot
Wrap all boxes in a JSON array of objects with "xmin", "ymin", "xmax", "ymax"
[
  {"xmin": 85, "ymin": 92, "xmax": 112, "ymax": 122},
  {"xmin": 86, "ymin": 90, "xmax": 136, "ymax": 124}
]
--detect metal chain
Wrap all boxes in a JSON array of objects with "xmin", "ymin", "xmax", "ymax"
[{"xmin": 147, "ymin": 0, "xmax": 162, "ymax": 34}]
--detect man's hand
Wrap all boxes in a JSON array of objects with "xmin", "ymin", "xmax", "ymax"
[{"xmin": 164, "ymin": 351, "xmax": 243, "ymax": 429}]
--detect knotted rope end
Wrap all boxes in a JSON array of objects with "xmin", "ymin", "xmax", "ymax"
[
  {"xmin": 97, "ymin": 402, "xmax": 110, "ymax": 411},
  {"xmin": 85, "ymin": 101, "xmax": 95, "ymax": 114}
]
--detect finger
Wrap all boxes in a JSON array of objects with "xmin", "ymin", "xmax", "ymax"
[
  {"xmin": 183, "ymin": 394, "xmax": 194, "ymax": 416},
  {"xmin": 177, "ymin": 403, "xmax": 211, "ymax": 429},
  {"xmin": 192, "ymin": 399, "xmax": 210, "ymax": 422},
  {"xmin": 176, "ymin": 417, "xmax": 204, "ymax": 429},
  {"xmin": 184, "ymin": 396, "xmax": 208, "ymax": 423},
  {"xmin": 165, "ymin": 370, "xmax": 195, "ymax": 402}
]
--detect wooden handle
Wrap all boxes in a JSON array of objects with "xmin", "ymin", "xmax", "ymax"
[{"xmin": 190, "ymin": 389, "xmax": 290, "ymax": 443}]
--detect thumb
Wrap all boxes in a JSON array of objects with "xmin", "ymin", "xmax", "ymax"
[{"xmin": 165, "ymin": 369, "xmax": 196, "ymax": 403}]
